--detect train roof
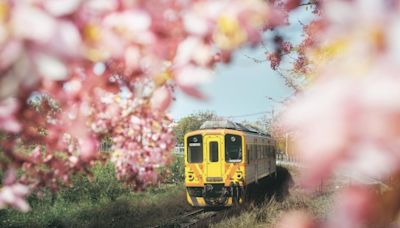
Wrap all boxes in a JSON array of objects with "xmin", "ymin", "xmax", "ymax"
[{"xmin": 200, "ymin": 120, "xmax": 271, "ymax": 137}]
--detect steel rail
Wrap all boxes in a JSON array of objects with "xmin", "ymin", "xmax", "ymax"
[{"xmin": 153, "ymin": 209, "xmax": 204, "ymax": 228}]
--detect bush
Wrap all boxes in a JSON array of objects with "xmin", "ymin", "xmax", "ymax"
[
  {"xmin": 158, "ymin": 155, "xmax": 184, "ymax": 184},
  {"xmin": 169, "ymin": 155, "xmax": 185, "ymax": 183},
  {"xmin": 59, "ymin": 163, "xmax": 130, "ymax": 203}
]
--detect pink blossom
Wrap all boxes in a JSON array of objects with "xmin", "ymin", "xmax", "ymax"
[
  {"xmin": 283, "ymin": 0, "xmax": 302, "ymax": 11},
  {"xmin": 12, "ymin": 4, "xmax": 57, "ymax": 43},
  {"xmin": 0, "ymin": 40, "xmax": 23, "ymax": 71},
  {"xmin": 151, "ymin": 86, "xmax": 172, "ymax": 112},
  {"xmin": 175, "ymin": 65, "xmax": 213, "ymax": 88},
  {"xmin": 326, "ymin": 186, "xmax": 376, "ymax": 228},
  {"xmin": 0, "ymin": 183, "xmax": 31, "ymax": 212},
  {"xmin": 78, "ymin": 136, "xmax": 98, "ymax": 162},
  {"xmin": 35, "ymin": 53, "xmax": 68, "ymax": 80},
  {"xmin": 183, "ymin": 13, "xmax": 209, "ymax": 37},
  {"xmin": 281, "ymin": 0, "xmax": 400, "ymax": 226},
  {"xmin": 0, "ymin": 98, "xmax": 21, "ymax": 133},
  {"xmin": 174, "ymin": 37, "xmax": 213, "ymax": 67},
  {"xmin": 43, "ymin": 0, "xmax": 81, "ymax": 17},
  {"xmin": 276, "ymin": 210, "xmax": 316, "ymax": 228},
  {"xmin": 178, "ymin": 85, "xmax": 208, "ymax": 100},
  {"xmin": 0, "ymin": 169, "xmax": 31, "ymax": 212}
]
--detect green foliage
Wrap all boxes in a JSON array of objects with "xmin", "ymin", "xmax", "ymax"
[
  {"xmin": 157, "ymin": 154, "xmax": 184, "ymax": 184},
  {"xmin": 168, "ymin": 155, "xmax": 185, "ymax": 183},
  {"xmin": 59, "ymin": 163, "xmax": 130, "ymax": 203},
  {"xmin": 0, "ymin": 163, "xmax": 190, "ymax": 228},
  {"xmin": 173, "ymin": 110, "xmax": 218, "ymax": 144}
]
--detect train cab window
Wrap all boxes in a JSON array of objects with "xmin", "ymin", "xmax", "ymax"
[
  {"xmin": 225, "ymin": 134, "xmax": 242, "ymax": 162},
  {"xmin": 210, "ymin": 142, "xmax": 219, "ymax": 162},
  {"xmin": 187, "ymin": 135, "xmax": 203, "ymax": 163}
]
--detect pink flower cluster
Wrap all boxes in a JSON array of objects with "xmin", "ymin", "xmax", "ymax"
[
  {"xmin": 0, "ymin": 169, "xmax": 30, "ymax": 212},
  {"xmin": 91, "ymin": 88, "xmax": 175, "ymax": 189},
  {"xmin": 282, "ymin": 0, "xmax": 400, "ymax": 226},
  {"xmin": 0, "ymin": 0, "xmax": 276, "ymax": 211}
]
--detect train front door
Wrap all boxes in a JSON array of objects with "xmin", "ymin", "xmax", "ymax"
[{"xmin": 204, "ymin": 136, "xmax": 223, "ymax": 180}]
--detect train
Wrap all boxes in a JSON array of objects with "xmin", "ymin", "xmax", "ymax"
[{"xmin": 184, "ymin": 120, "xmax": 277, "ymax": 207}]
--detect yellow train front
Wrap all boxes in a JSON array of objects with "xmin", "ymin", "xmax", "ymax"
[{"xmin": 184, "ymin": 121, "xmax": 276, "ymax": 207}]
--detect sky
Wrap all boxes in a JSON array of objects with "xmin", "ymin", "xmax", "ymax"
[{"xmin": 170, "ymin": 8, "xmax": 314, "ymax": 122}]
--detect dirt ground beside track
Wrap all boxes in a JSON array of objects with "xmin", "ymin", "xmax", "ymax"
[{"xmin": 151, "ymin": 165, "xmax": 334, "ymax": 228}]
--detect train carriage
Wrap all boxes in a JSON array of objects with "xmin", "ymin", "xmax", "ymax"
[{"xmin": 184, "ymin": 120, "xmax": 277, "ymax": 207}]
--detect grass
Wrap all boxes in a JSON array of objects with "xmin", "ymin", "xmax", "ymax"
[
  {"xmin": 0, "ymin": 161, "xmax": 335, "ymax": 228},
  {"xmin": 0, "ymin": 184, "xmax": 189, "ymax": 228},
  {"xmin": 0, "ymin": 158, "xmax": 190, "ymax": 228},
  {"xmin": 210, "ymin": 165, "xmax": 334, "ymax": 228},
  {"xmin": 211, "ymin": 190, "xmax": 333, "ymax": 228}
]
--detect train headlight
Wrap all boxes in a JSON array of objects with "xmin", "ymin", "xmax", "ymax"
[
  {"xmin": 188, "ymin": 174, "xmax": 194, "ymax": 181},
  {"xmin": 236, "ymin": 171, "xmax": 243, "ymax": 180}
]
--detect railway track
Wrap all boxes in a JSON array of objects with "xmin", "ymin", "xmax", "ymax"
[{"xmin": 155, "ymin": 208, "xmax": 219, "ymax": 227}]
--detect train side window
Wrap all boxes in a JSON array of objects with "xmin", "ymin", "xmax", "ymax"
[
  {"xmin": 187, "ymin": 135, "xmax": 203, "ymax": 163},
  {"xmin": 264, "ymin": 145, "xmax": 267, "ymax": 157},
  {"xmin": 210, "ymin": 142, "xmax": 219, "ymax": 162},
  {"xmin": 273, "ymin": 146, "xmax": 276, "ymax": 158},
  {"xmin": 247, "ymin": 145, "xmax": 251, "ymax": 163},
  {"xmin": 261, "ymin": 145, "xmax": 264, "ymax": 158},
  {"xmin": 249, "ymin": 145, "xmax": 253, "ymax": 162},
  {"xmin": 256, "ymin": 145, "xmax": 259, "ymax": 159},
  {"xmin": 225, "ymin": 134, "xmax": 242, "ymax": 162},
  {"xmin": 250, "ymin": 145, "xmax": 254, "ymax": 160}
]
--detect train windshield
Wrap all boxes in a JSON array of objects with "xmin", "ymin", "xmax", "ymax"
[
  {"xmin": 225, "ymin": 134, "xmax": 242, "ymax": 162},
  {"xmin": 187, "ymin": 135, "xmax": 203, "ymax": 163}
]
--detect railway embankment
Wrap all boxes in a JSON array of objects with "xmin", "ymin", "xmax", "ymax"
[
  {"xmin": 210, "ymin": 165, "xmax": 335, "ymax": 227},
  {"xmin": 0, "ymin": 164, "xmax": 335, "ymax": 228},
  {"xmin": 156, "ymin": 165, "xmax": 328, "ymax": 227}
]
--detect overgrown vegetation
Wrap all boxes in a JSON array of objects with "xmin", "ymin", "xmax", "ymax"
[
  {"xmin": 212, "ymin": 190, "xmax": 333, "ymax": 227},
  {"xmin": 0, "ymin": 159, "xmax": 189, "ymax": 228},
  {"xmin": 210, "ymin": 166, "xmax": 333, "ymax": 227}
]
